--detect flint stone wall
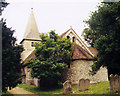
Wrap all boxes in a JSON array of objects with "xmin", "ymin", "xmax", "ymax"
[
  {"xmin": 22, "ymin": 67, "xmax": 39, "ymax": 87},
  {"xmin": 63, "ymin": 60, "xmax": 108, "ymax": 84}
]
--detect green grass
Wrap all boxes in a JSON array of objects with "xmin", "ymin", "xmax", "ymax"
[
  {"xmin": 2, "ymin": 91, "xmax": 14, "ymax": 96},
  {"xmin": 18, "ymin": 84, "xmax": 64, "ymax": 94},
  {"xmin": 73, "ymin": 81, "xmax": 109, "ymax": 94},
  {"xmin": 17, "ymin": 81, "xmax": 120, "ymax": 95}
]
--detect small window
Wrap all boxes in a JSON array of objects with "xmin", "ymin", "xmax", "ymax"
[
  {"xmin": 67, "ymin": 36, "xmax": 70, "ymax": 39},
  {"xmin": 31, "ymin": 42, "xmax": 34, "ymax": 47},
  {"xmin": 73, "ymin": 37, "xmax": 75, "ymax": 42},
  {"xmin": 68, "ymin": 63, "xmax": 70, "ymax": 68}
]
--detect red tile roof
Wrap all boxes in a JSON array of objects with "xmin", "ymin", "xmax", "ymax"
[
  {"xmin": 60, "ymin": 27, "xmax": 93, "ymax": 60},
  {"xmin": 88, "ymin": 47, "xmax": 98, "ymax": 56},
  {"xmin": 23, "ymin": 52, "xmax": 36, "ymax": 64},
  {"xmin": 72, "ymin": 44, "xmax": 93, "ymax": 60},
  {"xmin": 23, "ymin": 28, "xmax": 95, "ymax": 65},
  {"xmin": 21, "ymin": 44, "xmax": 93, "ymax": 76}
]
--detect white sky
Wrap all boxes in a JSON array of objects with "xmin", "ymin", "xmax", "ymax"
[{"xmin": 1, "ymin": 0, "xmax": 101, "ymax": 43}]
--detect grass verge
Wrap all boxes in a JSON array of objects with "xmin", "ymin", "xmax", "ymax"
[
  {"xmin": 18, "ymin": 84, "xmax": 64, "ymax": 94},
  {"xmin": 2, "ymin": 91, "xmax": 14, "ymax": 96}
]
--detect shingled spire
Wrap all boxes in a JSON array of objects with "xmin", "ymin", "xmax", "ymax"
[
  {"xmin": 21, "ymin": 8, "xmax": 40, "ymax": 43},
  {"xmin": 20, "ymin": 8, "xmax": 41, "ymax": 61}
]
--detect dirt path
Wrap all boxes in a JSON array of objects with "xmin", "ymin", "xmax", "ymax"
[{"xmin": 8, "ymin": 87, "xmax": 39, "ymax": 96}]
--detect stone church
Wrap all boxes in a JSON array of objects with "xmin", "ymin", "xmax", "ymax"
[{"xmin": 20, "ymin": 9, "xmax": 108, "ymax": 87}]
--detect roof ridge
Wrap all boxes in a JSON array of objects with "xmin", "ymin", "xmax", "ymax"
[{"xmin": 59, "ymin": 28, "xmax": 94, "ymax": 56}]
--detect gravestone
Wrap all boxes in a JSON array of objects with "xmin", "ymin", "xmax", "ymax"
[
  {"xmin": 78, "ymin": 78, "xmax": 90, "ymax": 92},
  {"xmin": 63, "ymin": 80, "xmax": 72, "ymax": 94},
  {"xmin": 118, "ymin": 76, "xmax": 120, "ymax": 92},
  {"xmin": 110, "ymin": 74, "xmax": 120, "ymax": 93},
  {"xmin": 110, "ymin": 74, "xmax": 115, "ymax": 93},
  {"xmin": 114, "ymin": 74, "xmax": 119, "ymax": 92},
  {"xmin": 85, "ymin": 79, "xmax": 90, "ymax": 90},
  {"xmin": 78, "ymin": 78, "xmax": 85, "ymax": 91}
]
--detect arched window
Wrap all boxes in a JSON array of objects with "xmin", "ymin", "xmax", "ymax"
[
  {"xmin": 67, "ymin": 36, "xmax": 70, "ymax": 39},
  {"xmin": 68, "ymin": 63, "xmax": 70, "ymax": 68},
  {"xmin": 73, "ymin": 37, "xmax": 75, "ymax": 42},
  {"xmin": 31, "ymin": 42, "xmax": 34, "ymax": 47}
]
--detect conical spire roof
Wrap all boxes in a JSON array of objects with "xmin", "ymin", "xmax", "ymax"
[{"xmin": 23, "ymin": 8, "xmax": 40, "ymax": 40}]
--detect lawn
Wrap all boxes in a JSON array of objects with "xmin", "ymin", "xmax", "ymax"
[
  {"xmin": 17, "ymin": 81, "xmax": 120, "ymax": 95},
  {"xmin": 2, "ymin": 91, "xmax": 14, "ymax": 96},
  {"xmin": 18, "ymin": 84, "xmax": 64, "ymax": 94},
  {"xmin": 73, "ymin": 81, "xmax": 110, "ymax": 94}
]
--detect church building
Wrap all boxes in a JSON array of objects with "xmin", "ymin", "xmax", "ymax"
[{"xmin": 20, "ymin": 9, "xmax": 108, "ymax": 87}]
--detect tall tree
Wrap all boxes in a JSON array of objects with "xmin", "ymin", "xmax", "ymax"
[
  {"xmin": 82, "ymin": 2, "xmax": 120, "ymax": 78},
  {"xmin": 2, "ymin": 19, "xmax": 23, "ymax": 92},
  {"xmin": 0, "ymin": 0, "xmax": 9, "ymax": 15},
  {"xmin": 27, "ymin": 30, "xmax": 73, "ymax": 88},
  {"xmin": 82, "ymin": 28, "xmax": 100, "ymax": 47}
]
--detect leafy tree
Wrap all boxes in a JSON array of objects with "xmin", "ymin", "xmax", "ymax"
[
  {"xmin": 27, "ymin": 30, "xmax": 73, "ymax": 88},
  {"xmin": 82, "ymin": 2, "xmax": 120, "ymax": 47},
  {"xmin": 82, "ymin": 2, "xmax": 120, "ymax": 78},
  {"xmin": 82, "ymin": 28, "xmax": 100, "ymax": 47},
  {"xmin": 0, "ymin": 0, "xmax": 9, "ymax": 15},
  {"xmin": 2, "ymin": 19, "xmax": 23, "ymax": 92}
]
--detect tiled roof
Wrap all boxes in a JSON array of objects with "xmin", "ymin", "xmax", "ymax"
[
  {"xmin": 23, "ymin": 28, "xmax": 95, "ymax": 64},
  {"xmin": 59, "ymin": 28, "xmax": 94, "ymax": 56},
  {"xmin": 23, "ymin": 44, "xmax": 93, "ymax": 64},
  {"xmin": 22, "ymin": 45, "xmax": 93, "ymax": 76},
  {"xmin": 88, "ymin": 47, "xmax": 98, "ymax": 56},
  {"xmin": 23, "ymin": 52, "xmax": 36, "ymax": 64},
  {"xmin": 22, "ymin": 9, "xmax": 40, "ymax": 43},
  {"xmin": 72, "ymin": 44, "xmax": 93, "ymax": 60}
]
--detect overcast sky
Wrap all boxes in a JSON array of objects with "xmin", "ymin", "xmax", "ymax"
[{"xmin": 1, "ymin": 0, "xmax": 101, "ymax": 43}]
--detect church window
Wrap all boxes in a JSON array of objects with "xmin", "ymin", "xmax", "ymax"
[
  {"xmin": 68, "ymin": 63, "xmax": 70, "ymax": 68},
  {"xmin": 27, "ymin": 69, "xmax": 30, "ymax": 79},
  {"xmin": 73, "ymin": 37, "xmax": 75, "ymax": 42},
  {"xmin": 67, "ymin": 36, "xmax": 70, "ymax": 39},
  {"xmin": 31, "ymin": 42, "xmax": 34, "ymax": 47}
]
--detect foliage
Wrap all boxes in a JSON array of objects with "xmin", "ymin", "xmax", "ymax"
[
  {"xmin": 0, "ymin": 0, "xmax": 9, "ymax": 15},
  {"xmin": 27, "ymin": 30, "xmax": 73, "ymax": 88},
  {"xmin": 82, "ymin": 2, "xmax": 120, "ymax": 47},
  {"xmin": 82, "ymin": 2, "xmax": 120, "ymax": 77},
  {"xmin": 2, "ymin": 19, "xmax": 23, "ymax": 92},
  {"xmin": 2, "ymin": 91, "xmax": 14, "ymax": 96},
  {"xmin": 82, "ymin": 28, "xmax": 100, "ymax": 47}
]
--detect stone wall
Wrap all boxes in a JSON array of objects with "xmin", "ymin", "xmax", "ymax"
[
  {"xmin": 63, "ymin": 60, "xmax": 108, "ymax": 84},
  {"xmin": 23, "ymin": 67, "xmax": 39, "ymax": 87},
  {"xmin": 21, "ymin": 40, "xmax": 36, "ymax": 61}
]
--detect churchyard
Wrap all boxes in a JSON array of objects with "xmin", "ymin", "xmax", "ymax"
[
  {"xmin": 4, "ymin": 74, "xmax": 120, "ymax": 95},
  {"xmin": 16, "ymin": 80, "xmax": 120, "ymax": 95},
  {"xmin": 2, "ymin": 1, "xmax": 120, "ymax": 95}
]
